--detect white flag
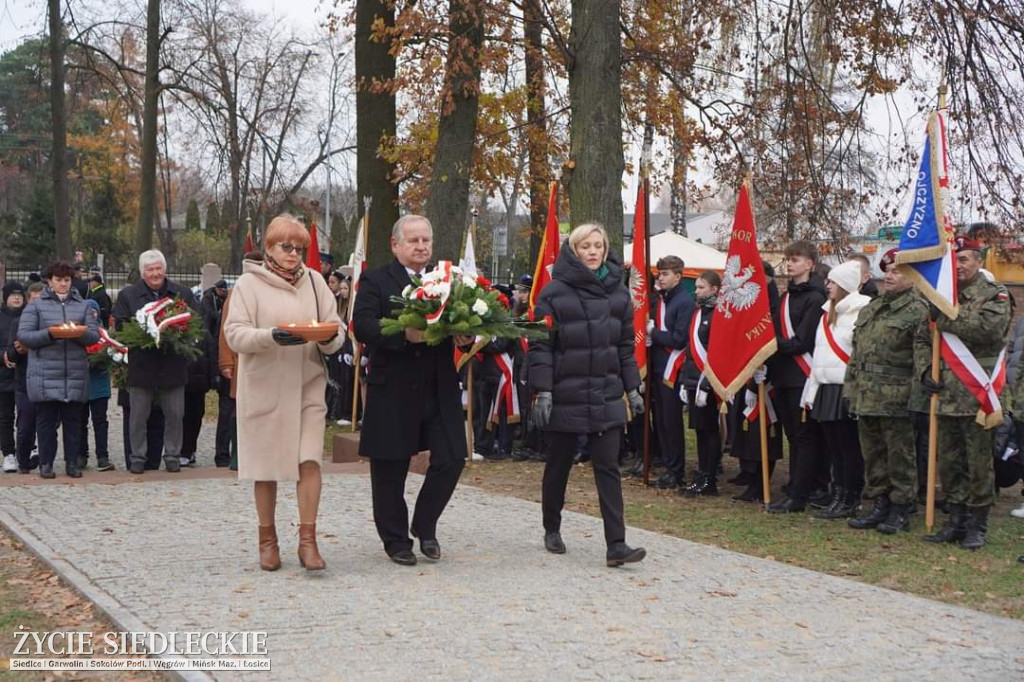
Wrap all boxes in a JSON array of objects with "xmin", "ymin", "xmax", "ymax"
[{"xmin": 459, "ymin": 226, "xmax": 477, "ymax": 278}]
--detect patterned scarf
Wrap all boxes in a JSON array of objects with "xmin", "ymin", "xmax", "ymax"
[{"xmin": 264, "ymin": 254, "xmax": 305, "ymax": 286}]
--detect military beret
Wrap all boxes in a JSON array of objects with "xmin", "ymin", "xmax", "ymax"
[
  {"xmin": 879, "ymin": 248, "xmax": 899, "ymax": 271},
  {"xmin": 954, "ymin": 234, "xmax": 983, "ymax": 252}
]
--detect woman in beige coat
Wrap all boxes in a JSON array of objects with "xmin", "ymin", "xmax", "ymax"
[{"xmin": 224, "ymin": 214, "xmax": 343, "ymax": 572}]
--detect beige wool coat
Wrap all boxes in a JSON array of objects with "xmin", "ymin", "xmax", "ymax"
[{"xmin": 224, "ymin": 261, "xmax": 343, "ymax": 481}]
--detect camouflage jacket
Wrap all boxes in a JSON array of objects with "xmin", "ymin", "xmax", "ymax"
[
  {"xmin": 913, "ymin": 273, "xmax": 1013, "ymax": 417},
  {"xmin": 845, "ymin": 288, "xmax": 929, "ymax": 416}
]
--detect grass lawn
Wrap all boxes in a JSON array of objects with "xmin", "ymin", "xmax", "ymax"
[{"xmin": 459, "ymin": 439, "xmax": 1024, "ymax": 621}]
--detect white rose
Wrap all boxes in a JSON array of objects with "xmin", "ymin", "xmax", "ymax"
[
  {"xmin": 402, "ymin": 284, "xmax": 413, "ymax": 297},
  {"xmin": 463, "ymin": 276, "xmax": 477, "ymax": 290},
  {"xmin": 472, "ymin": 299, "xmax": 489, "ymax": 316}
]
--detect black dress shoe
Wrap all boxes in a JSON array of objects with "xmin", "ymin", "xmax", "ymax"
[
  {"xmin": 165, "ymin": 458, "xmax": 181, "ymax": 473},
  {"xmin": 606, "ymin": 542, "xmax": 646, "ymax": 567},
  {"xmin": 388, "ymin": 550, "xmax": 417, "ymax": 566},
  {"xmin": 39, "ymin": 464, "xmax": 55, "ymax": 479},
  {"xmin": 419, "ymin": 539, "xmax": 441, "ymax": 561},
  {"xmin": 732, "ymin": 484, "xmax": 763, "ymax": 502},
  {"xmin": 808, "ymin": 488, "xmax": 833, "ymax": 509},
  {"xmin": 767, "ymin": 496, "xmax": 805, "ymax": 514},
  {"xmin": 649, "ymin": 473, "xmax": 682, "ymax": 490},
  {"xmin": 129, "ymin": 461, "xmax": 145, "ymax": 474},
  {"xmin": 65, "ymin": 462, "xmax": 82, "ymax": 478},
  {"xmin": 544, "ymin": 531, "xmax": 566, "ymax": 554}
]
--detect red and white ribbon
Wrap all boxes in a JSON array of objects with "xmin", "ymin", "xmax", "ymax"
[
  {"xmin": 744, "ymin": 383, "xmax": 778, "ymax": 425},
  {"xmin": 97, "ymin": 327, "xmax": 128, "ymax": 353},
  {"xmin": 489, "ymin": 352, "xmax": 521, "ymax": 424},
  {"xmin": 781, "ymin": 293, "xmax": 812, "ymax": 377},
  {"xmin": 820, "ymin": 311, "xmax": 851, "ymax": 365},
  {"xmin": 416, "ymin": 261, "xmax": 453, "ymax": 326},
  {"xmin": 662, "ymin": 348, "xmax": 687, "ymax": 387},
  {"xmin": 939, "ymin": 332, "xmax": 1007, "ymax": 427},
  {"xmin": 688, "ymin": 308, "xmax": 707, "ymax": 375}
]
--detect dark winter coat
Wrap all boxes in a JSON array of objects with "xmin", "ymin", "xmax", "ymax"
[
  {"xmin": 352, "ymin": 259, "xmax": 468, "ymax": 462},
  {"xmin": 111, "ymin": 278, "xmax": 197, "ymax": 389},
  {"xmin": 528, "ymin": 243, "xmax": 641, "ymax": 434},
  {"xmin": 17, "ymin": 287, "xmax": 100, "ymax": 403},
  {"xmin": 87, "ymin": 283, "xmax": 113, "ymax": 329},
  {"xmin": 186, "ymin": 331, "xmax": 218, "ymax": 393},
  {"xmin": 0, "ymin": 307, "xmax": 19, "ymax": 393},
  {"xmin": 649, "ymin": 281, "xmax": 694, "ymax": 375},
  {"xmin": 769, "ymin": 274, "xmax": 827, "ymax": 389},
  {"xmin": 682, "ymin": 296, "xmax": 715, "ymax": 391}
]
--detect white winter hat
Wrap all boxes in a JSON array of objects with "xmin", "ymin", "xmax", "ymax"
[{"xmin": 827, "ymin": 260, "xmax": 862, "ymax": 295}]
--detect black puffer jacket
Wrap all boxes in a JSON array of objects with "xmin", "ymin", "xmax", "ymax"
[{"xmin": 529, "ymin": 243, "xmax": 640, "ymax": 434}]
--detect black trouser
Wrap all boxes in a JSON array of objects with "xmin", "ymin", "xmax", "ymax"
[
  {"xmin": 122, "ymin": 402, "xmax": 165, "ymax": 469},
  {"xmin": 653, "ymin": 382, "xmax": 685, "ymax": 480},
  {"xmin": 696, "ymin": 429, "xmax": 723, "ymax": 479},
  {"xmin": 78, "ymin": 398, "xmax": 109, "ymax": 461},
  {"xmin": 773, "ymin": 386, "xmax": 824, "ymax": 501},
  {"xmin": 543, "ymin": 429, "xmax": 625, "ymax": 546},
  {"xmin": 0, "ymin": 391, "xmax": 14, "ymax": 456},
  {"xmin": 14, "ymin": 392, "xmax": 36, "ymax": 469},
  {"xmin": 214, "ymin": 390, "xmax": 236, "ymax": 466},
  {"xmin": 370, "ymin": 456, "xmax": 465, "ymax": 555},
  {"xmin": 820, "ymin": 418, "xmax": 864, "ymax": 492},
  {"xmin": 36, "ymin": 401, "xmax": 84, "ymax": 468},
  {"xmin": 472, "ymin": 380, "xmax": 499, "ymax": 454},
  {"xmin": 182, "ymin": 390, "xmax": 206, "ymax": 457},
  {"xmin": 911, "ymin": 411, "xmax": 930, "ymax": 496}
]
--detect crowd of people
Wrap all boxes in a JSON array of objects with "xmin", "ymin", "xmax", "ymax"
[{"xmin": 2, "ymin": 215, "xmax": 1022, "ymax": 570}]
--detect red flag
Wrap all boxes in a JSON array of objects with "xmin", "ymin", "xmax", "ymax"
[
  {"xmin": 529, "ymin": 182, "xmax": 560, "ymax": 312},
  {"xmin": 244, "ymin": 226, "xmax": 255, "ymax": 254},
  {"xmin": 306, "ymin": 219, "xmax": 322, "ymax": 272},
  {"xmin": 704, "ymin": 184, "xmax": 777, "ymax": 399},
  {"xmin": 629, "ymin": 181, "xmax": 649, "ymax": 378}
]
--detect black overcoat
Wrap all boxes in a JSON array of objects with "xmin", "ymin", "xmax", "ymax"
[
  {"xmin": 528, "ymin": 243, "xmax": 641, "ymax": 434},
  {"xmin": 352, "ymin": 259, "xmax": 468, "ymax": 462}
]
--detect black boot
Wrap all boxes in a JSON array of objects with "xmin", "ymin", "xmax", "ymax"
[
  {"xmin": 923, "ymin": 503, "xmax": 968, "ymax": 543},
  {"xmin": 814, "ymin": 486, "xmax": 846, "ymax": 519},
  {"xmin": 681, "ymin": 472, "xmax": 718, "ymax": 498},
  {"xmin": 606, "ymin": 542, "xmax": 646, "ymax": 567},
  {"xmin": 960, "ymin": 506, "xmax": 989, "ymax": 550},
  {"xmin": 732, "ymin": 482, "xmax": 763, "ymax": 502},
  {"xmin": 849, "ymin": 495, "xmax": 890, "ymax": 529},
  {"xmin": 876, "ymin": 502, "xmax": 912, "ymax": 534}
]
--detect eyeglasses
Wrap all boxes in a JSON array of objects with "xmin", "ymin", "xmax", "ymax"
[{"xmin": 278, "ymin": 243, "xmax": 305, "ymax": 255}]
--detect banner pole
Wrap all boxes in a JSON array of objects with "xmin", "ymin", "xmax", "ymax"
[
  {"xmin": 758, "ymin": 383, "xmax": 771, "ymax": 506},
  {"xmin": 466, "ymin": 361, "xmax": 475, "ymax": 464},
  {"xmin": 642, "ymin": 172, "xmax": 652, "ymax": 486},
  {"xmin": 350, "ymin": 343, "xmax": 361, "ymax": 432},
  {"xmin": 926, "ymin": 324, "xmax": 940, "ymax": 531}
]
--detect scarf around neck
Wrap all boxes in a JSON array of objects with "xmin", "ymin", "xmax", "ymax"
[{"xmin": 264, "ymin": 254, "xmax": 305, "ymax": 286}]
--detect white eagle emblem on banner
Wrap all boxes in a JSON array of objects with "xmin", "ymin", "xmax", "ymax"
[{"xmin": 717, "ymin": 255, "xmax": 760, "ymax": 318}]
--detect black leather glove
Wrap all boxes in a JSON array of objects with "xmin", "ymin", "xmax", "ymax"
[
  {"xmin": 531, "ymin": 391, "xmax": 552, "ymax": 430},
  {"xmin": 318, "ymin": 331, "xmax": 340, "ymax": 345},
  {"xmin": 922, "ymin": 372, "xmax": 944, "ymax": 395},
  {"xmin": 272, "ymin": 329, "xmax": 307, "ymax": 346}
]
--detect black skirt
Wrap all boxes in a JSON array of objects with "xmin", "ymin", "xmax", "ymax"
[{"xmin": 810, "ymin": 383, "xmax": 852, "ymax": 422}]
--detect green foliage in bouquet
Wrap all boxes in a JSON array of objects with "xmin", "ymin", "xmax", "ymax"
[
  {"xmin": 380, "ymin": 267, "xmax": 553, "ymax": 346},
  {"xmin": 116, "ymin": 298, "xmax": 206, "ymax": 361}
]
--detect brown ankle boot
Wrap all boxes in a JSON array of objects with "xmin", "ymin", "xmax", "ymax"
[
  {"xmin": 258, "ymin": 525, "xmax": 281, "ymax": 571},
  {"xmin": 297, "ymin": 523, "xmax": 326, "ymax": 571}
]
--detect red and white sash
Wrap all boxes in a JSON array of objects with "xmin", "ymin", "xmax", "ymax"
[
  {"xmin": 820, "ymin": 312, "xmax": 851, "ymax": 365},
  {"xmin": 688, "ymin": 309, "xmax": 707, "ymax": 375},
  {"xmin": 656, "ymin": 298, "xmax": 667, "ymax": 332},
  {"xmin": 662, "ymin": 349, "xmax": 687, "ymax": 387},
  {"xmin": 744, "ymin": 383, "xmax": 778, "ymax": 425},
  {"xmin": 939, "ymin": 332, "xmax": 1007, "ymax": 428},
  {"xmin": 489, "ymin": 352, "xmax": 521, "ymax": 425},
  {"xmin": 781, "ymin": 293, "xmax": 812, "ymax": 377}
]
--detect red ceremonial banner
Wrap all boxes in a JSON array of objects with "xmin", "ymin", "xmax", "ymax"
[
  {"xmin": 704, "ymin": 184, "xmax": 777, "ymax": 399},
  {"xmin": 529, "ymin": 182, "xmax": 560, "ymax": 312},
  {"xmin": 306, "ymin": 220, "xmax": 322, "ymax": 273},
  {"xmin": 630, "ymin": 181, "xmax": 649, "ymax": 378}
]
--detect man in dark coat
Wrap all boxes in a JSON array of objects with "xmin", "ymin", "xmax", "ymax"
[
  {"xmin": 352, "ymin": 215, "xmax": 468, "ymax": 566},
  {"xmin": 647, "ymin": 256, "xmax": 694, "ymax": 489},
  {"xmin": 767, "ymin": 240, "xmax": 828, "ymax": 513},
  {"xmin": 87, "ymin": 274, "xmax": 112, "ymax": 328},
  {"xmin": 112, "ymin": 249, "xmax": 196, "ymax": 474}
]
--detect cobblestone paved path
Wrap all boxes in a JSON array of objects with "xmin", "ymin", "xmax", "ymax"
[{"xmin": 1, "ymin": 467, "xmax": 1022, "ymax": 681}]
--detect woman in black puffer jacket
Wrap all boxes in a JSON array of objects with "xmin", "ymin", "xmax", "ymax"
[{"xmin": 529, "ymin": 223, "xmax": 646, "ymax": 567}]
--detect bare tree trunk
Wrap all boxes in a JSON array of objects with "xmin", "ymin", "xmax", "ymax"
[
  {"xmin": 669, "ymin": 120, "xmax": 688, "ymax": 236},
  {"xmin": 568, "ymin": 0, "xmax": 624, "ymax": 254},
  {"xmin": 48, "ymin": 0, "xmax": 72, "ymax": 260},
  {"xmin": 135, "ymin": 0, "xmax": 160, "ymax": 259},
  {"xmin": 356, "ymin": 0, "xmax": 400, "ymax": 267},
  {"xmin": 425, "ymin": 0, "xmax": 486, "ymax": 262},
  {"xmin": 523, "ymin": 0, "xmax": 548, "ymax": 267}
]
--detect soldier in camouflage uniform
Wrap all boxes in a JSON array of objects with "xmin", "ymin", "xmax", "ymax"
[
  {"xmin": 918, "ymin": 235, "xmax": 1012, "ymax": 550},
  {"xmin": 846, "ymin": 249, "xmax": 929, "ymax": 534}
]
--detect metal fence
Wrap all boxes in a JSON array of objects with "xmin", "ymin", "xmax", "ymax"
[{"xmin": 0, "ymin": 268, "xmax": 236, "ymax": 294}]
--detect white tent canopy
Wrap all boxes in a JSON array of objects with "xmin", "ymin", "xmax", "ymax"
[{"xmin": 623, "ymin": 231, "xmax": 727, "ymax": 273}]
